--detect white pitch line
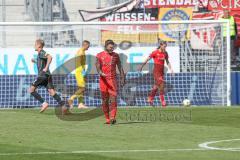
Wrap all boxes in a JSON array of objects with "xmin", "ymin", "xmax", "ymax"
[
  {"xmin": 0, "ymin": 148, "xmax": 206, "ymax": 156},
  {"xmin": 199, "ymin": 139, "xmax": 240, "ymax": 151},
  {"xmin": 4, "ymin": 139, "xmax": 240, "ymax": 157}
]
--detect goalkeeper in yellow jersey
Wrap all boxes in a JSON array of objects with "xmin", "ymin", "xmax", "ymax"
[{"xmin": 68, "ymin": 40, "xmax": 90, "ymax": 109}]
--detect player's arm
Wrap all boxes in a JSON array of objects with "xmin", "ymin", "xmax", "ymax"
[
  {"xmin": 95, "ymin": 57, "xmax": 106, "ymax": 77},
  {"xmin": 76, "ymin": 51, "xmax": 87, "ymax": 76},
  {"xmin": 76, "ymin": 50, "xmax": 84, "ymax": 68},
  {"xmin": 117, "ymin": 56, "xmax": 125, "ymax": 86},
  {"xmin": 43, "ymin": 54, "xmax": 52, "ymax": 72},
  {"xmin": 138, "ymin": 57, "xmax": 151, "ymax": 72},
  {"xmin": 165, "ymin": 52, "xmax": 174, "ymax": 75}
]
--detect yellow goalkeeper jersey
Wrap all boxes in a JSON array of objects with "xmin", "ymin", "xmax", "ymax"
[{"xmin": 75, "ymin": 48, "xmax": 86, "ymax": 87}]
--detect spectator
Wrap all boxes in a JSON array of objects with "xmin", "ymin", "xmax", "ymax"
[{"xmin": 220, "ymin": 10, "xmax": 237, "ymax": 66}]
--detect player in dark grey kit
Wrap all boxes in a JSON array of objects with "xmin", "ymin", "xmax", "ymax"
[{"xmin": 29, "ymin": 39, "xmax": 65, "ymax": 113}]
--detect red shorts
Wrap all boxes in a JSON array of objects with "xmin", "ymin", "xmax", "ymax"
[
  {"xmin": 99, "ymin": 77, "xmax": 117, "ymax": 97},
  {"xmin": 153, "ymin": 72, "xmax": 164, "ymax": 86}
]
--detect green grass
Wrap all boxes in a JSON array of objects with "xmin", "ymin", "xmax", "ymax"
[{"xmin": 0, "ymin": 107, "xmax": 240, "ymax": 160}]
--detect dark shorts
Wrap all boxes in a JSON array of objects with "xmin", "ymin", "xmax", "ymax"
[{"xmin": 32, "ymin": 73, "xmax": 54, "ymax": 89}]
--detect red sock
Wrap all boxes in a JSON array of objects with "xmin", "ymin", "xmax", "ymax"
[
  {"xmin": 160, "ymin": 93, "xmax": 165, "ymax": 103},
  {"xmin": 110, "ymin": 102, "xmax": 117, "ymax": 120},
  {"xmin": 102, "ymin": 104, "xmax": 110, "ymax": 122},
  {"xmin": 149, "ymin": 87, "xmax": 158, "ymax": 100}
]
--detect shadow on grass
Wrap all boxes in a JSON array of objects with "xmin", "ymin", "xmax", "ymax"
[{"xmin": 55, "ymin": 107, "xmax": 104, "ymax": 121}]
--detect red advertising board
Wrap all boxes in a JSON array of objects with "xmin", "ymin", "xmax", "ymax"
[{"xmin": 208, "ymin": 0, "xmax": 240, "ymax": 10}]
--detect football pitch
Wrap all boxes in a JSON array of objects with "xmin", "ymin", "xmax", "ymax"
[{"xmin": 0, "ymin": 107, "xmax": 240, "ymax": 160}]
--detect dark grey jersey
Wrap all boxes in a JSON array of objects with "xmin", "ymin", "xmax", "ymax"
[{"xmin": 37, "ymin": 50, "xmax": 50, "ymax": 75}]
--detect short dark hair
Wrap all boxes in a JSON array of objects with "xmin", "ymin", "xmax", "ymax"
[
  {"xmin": 82, "ymin": 40, "xmax": 90, "ymax": 45},
  {"xmin": 157, "ymin": 39, "xmax": 167, "ymax": 49},
  {"xmin": 159, "ymin": 41, "xmax": 167, "ymax": 46},
  {"xmin": 35, "ymin": 39, "xmax": 45, "ymax": 48},
  {"xmin": 105, "ymin": 39, "xmax": 115, "ymax": 47}
]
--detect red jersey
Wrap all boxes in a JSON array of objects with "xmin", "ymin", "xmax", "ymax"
[
  {"xmin": 149, "ymin": 49, "xmax": 168, "ymax": 75},
  {"xmin": 96, "ymin": 51, "xmax": 120, "ymax": 79}
]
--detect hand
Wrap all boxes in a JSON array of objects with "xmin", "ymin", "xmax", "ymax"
[
  {"xmin": 99, "ymin": 71, "xmax": 106, "ymax": 77},
  {"xmin": 43, "ymin": 68, "xmax": 48, "ymax": 72},
  {"xmin": 31, "ymin": 58, "xmax": 36, "ymax": 63}
]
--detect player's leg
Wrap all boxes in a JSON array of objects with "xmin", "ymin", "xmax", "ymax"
[
  {"xmin": 76, "ymin": 74, "xmax": 87, "ymax": 109},
  {"xmin": 109, "ymin": 94, "xmax": 117, "ymax": 124},
  {"xmin": 76, "ymin": 87, "xmax": 87, "ymax": 109},
  {"xmin": 47, "ymin": 88, "xmax": 68, "ymax": 114},
  {"xmin": 108, "ymin": 79, "xmax": 118, "ymax": 124},
  {"xmin": 148, "ymin": 72, "xmax": 160, "ymax": 105},
  {"xmin": 69, "ymin": 72, "xmax": 87, "ymax": 109},
  {"xmin": 68, "ymin": 73, "xmax": 80, "ymax": 109},
  {"xmin": 29, "ymin": 77, "xmax": 48, "ymax": 112},
  {"xmin": 101, "ymin": 91, "xmax": 110, "ymax": 124},
  {"xmin": 47, "ymin": 77, "xmax": 65, "ymax": 106},
  {"xmin": 148, "ymin": 85, "xmax": 158, "ymax": 105},
  {"xmin": 158, "ymin": 76, "xmax": 166, "ymax": 107},
  {"xmin": 68, "ymin": 95, "xmax": 75, "ymax": 110},
  {"xmin": 29, "ymin": 85, "xmax": 46, "ymax": 104},
  {"xmin": 39, "ymin": 76, "xmax": 65, "ymax": 113},
  {"xmin": 69, "ymin": 87, "xmax": 87, "ymax": 109},
  {"xmin": 100, "ymin": 78, "xmax": 110, "ymax": 124},
  {"xmin": 48, "ymin": 88, "xmax": 64, "ymax": 105}
]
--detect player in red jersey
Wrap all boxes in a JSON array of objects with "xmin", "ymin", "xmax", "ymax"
[
  {"xmin": 139, "ymin": 41, "xmax": 174, "ymax": 107},
  {"xmin": 96, "ymin": 40, "xmax": 125, "ymax": 124}
]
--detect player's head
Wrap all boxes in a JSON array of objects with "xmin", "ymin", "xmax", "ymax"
[
  {"xmin": 223, "ymin": 10, "xmax": 230, "ymax": 18},
  {"xmin": 158, "ymin": 41, "xmax": 167, "ymax": 51},
  {"xmin": 82, "ymin": 40, "xmax": 90, "ymax": 51},
  {"xmin": 35, "ymin": 39, "xmax": 45, "ymax": 51},
  {"xmin": 104, "ymin": 40, "xmax": 115, "ymax": 53}
]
